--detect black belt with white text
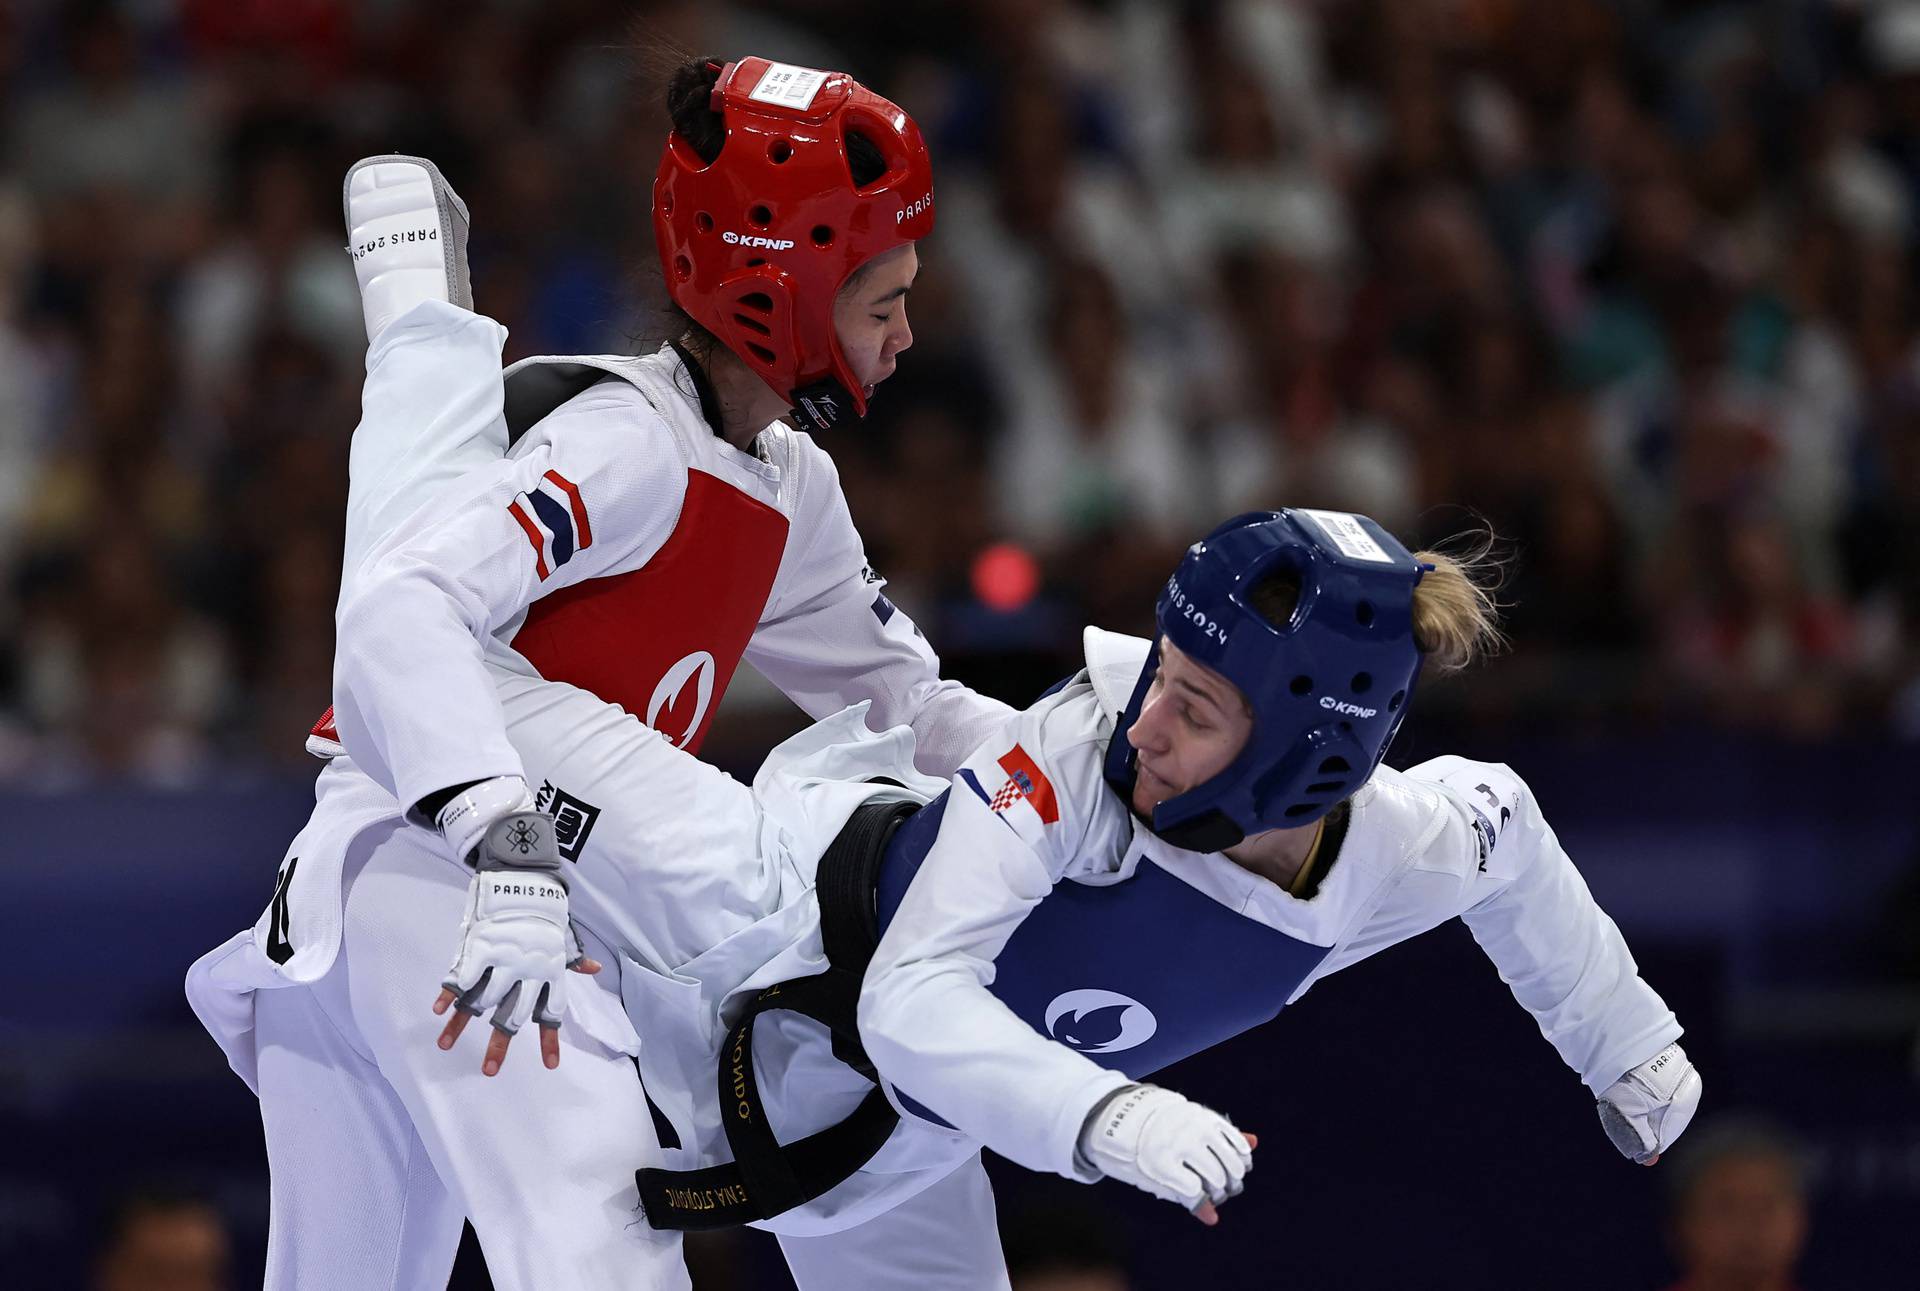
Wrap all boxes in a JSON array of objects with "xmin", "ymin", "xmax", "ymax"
[{"xmin": 633, "ymin": 797, "xmax": 919, "ymax": 1230}]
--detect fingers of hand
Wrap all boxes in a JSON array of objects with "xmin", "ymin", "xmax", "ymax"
[
  {"xmin": 532, "ymin": 983, "xmax": 564, "ymax": 1069},
  {"xmin": 1210, "ymin": 1148, "xmax": 1247, "ymax": 1200},
  {"xmin": 1151, "ymin": 1175, "xmax": 1207, "ymax": 1212},
  {"xmin": 1192, "ymin": 1201, "xmax": 1219, "ymax": 1226},
  {"xmin": 1192, "ymin": 1119, "xmax": 1250, "ymax": 1203},
  {"xmin": 1215, "ymin": 1122, "xmax": 1254, "ymax": 1171},
  {"xmin": 438, "ymin": 1007, "xmax": 473, "ymax": 1051},
  {"xmin": 563, "ymin": 921, "xmax": 596, "ymax": 974},
  {"xmin": 482, "ymin": 1027, "xmax": 511, "ymax": 1077},
  {"xmin": 434, "ymin": 967, "xmax": 495, "ymax": 1050},
  {"xmin": 450, "ymin": 966, "xmax": 496, "ymax": 1015},
  {"xmin": 489, "ymin": 981, "xmax": 530, "ymax": 1035},
  {"xmin": 530, "ymin": 982, "xmax": 562, "ymax": 1031},
  {"xmin": 1185, "ymin": 1148, "xmax": 1230, "ymax": 1200},
  {"xmin": 484, "ymin": 980, "xmax": 550, "ymax": 1077},
  {"xmin": 1139, "ymin": 1102, "xmax": 1251, "ymax": 1208}
]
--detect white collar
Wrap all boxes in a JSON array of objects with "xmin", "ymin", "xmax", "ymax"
[{"xmin": 1082, "ymin": 626, "xmax": 1151, "ymax": 722}]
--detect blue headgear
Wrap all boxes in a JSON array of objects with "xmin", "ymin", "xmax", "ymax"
[{"xmin": 1104, "ymin": 509, "xmax": 1428, "ymax": 853}]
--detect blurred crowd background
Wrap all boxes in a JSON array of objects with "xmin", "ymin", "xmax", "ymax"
[
  {"xmin": 3, "ymin": 0, "xmax": 1919, "ymax": 1288},
  {"xmin": 9, "ymin": 0, "xmax": 1920, "ymax": 780}
]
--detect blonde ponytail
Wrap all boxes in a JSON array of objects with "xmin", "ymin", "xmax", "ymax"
[{"xmin": 1409, "ymin": 530, "xmax": 1507, "ymax": 673}]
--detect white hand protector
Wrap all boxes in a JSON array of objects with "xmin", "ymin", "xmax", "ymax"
[
  {"xmin": 1596, "ymin": 1042, "xmax": 1702, "ymax": 1163},
  {"xmin": 441, "ymin": 804, "xmax": 576, "ymax": 1036},
  {"xmin": 1077, "ymin": 1083, "xmax": 1253, "ymax": 1212}
]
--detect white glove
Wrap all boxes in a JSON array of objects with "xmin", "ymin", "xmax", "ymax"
[
  {"xmin": 1077, "ymin": 1083, "xmax": 1254, "ymax": 1213},
  {"xmin": 1596, "ymin": 1042, "xmax": 1702, "ymax": 1163},
  {"xmin": 440, "ymin": 789, "xmax": 577, "ymax": 1037}
]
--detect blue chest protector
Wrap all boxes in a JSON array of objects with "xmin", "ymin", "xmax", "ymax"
[{"xmin": 874, "ymin": 790, "xmax": 1333, "ymax": 1126}]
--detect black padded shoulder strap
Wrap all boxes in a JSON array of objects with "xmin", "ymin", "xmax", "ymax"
[{"xmin": 502, "ymin": 361, "xmax": 621, "ymax": 447}]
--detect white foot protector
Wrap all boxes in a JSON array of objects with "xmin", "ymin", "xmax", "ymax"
[{"xmin": 343, "ymin": 154, "xmax": 472, "ymax": 342}]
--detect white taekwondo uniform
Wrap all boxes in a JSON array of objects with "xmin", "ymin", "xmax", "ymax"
[
  {"xmin": 560, "ymin": 625, "xmax": 1680, "ymax": 1237},
  {"xmin": 184, "ymin": 301, "xmax": 1011, "ymax": 1291}
]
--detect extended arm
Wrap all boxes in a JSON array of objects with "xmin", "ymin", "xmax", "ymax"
[
  {"xmin": 1432, "ymin": 758, "xmax": 1701, "ymax": 1160},
  {"xmin": 330, "ymin": 386, "xmax": 682, "ymax": 1063},
  {"xmin": 1444, "ymin": 760, "xmax": 1681, "ymax": 1091}
]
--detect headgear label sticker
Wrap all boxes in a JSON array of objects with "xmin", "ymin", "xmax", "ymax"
[
  {"xmin": 747, "ymin": 63, "xmax": 830, "ymax": 111},
  {"xmin": 1300, "ymin": 509, "xmax": 1393, "ymax": 563}
]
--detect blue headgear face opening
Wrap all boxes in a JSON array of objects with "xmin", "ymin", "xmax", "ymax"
[{"xmin": 1103, "ymin": 509, "xmax": 1427, "ymax": 853}]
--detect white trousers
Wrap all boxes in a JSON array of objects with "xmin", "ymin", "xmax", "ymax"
[
  {"xmin": 242, "ymin": 302, "xmax": 1008, "ymax": 1289},
  {"xmin": 251, "ymin": 827, "xmax": 685, "ymax": 1290},
  {"xmin": 248, "ymin": 738, "xmax": 1008, "ymax": 1290}
]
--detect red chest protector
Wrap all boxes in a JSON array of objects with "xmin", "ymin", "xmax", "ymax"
[
  {"xmin": 308, "ymin": 364, "xmax": 789, "ymax": 762},
  {"xmin": 509, "ymin": 469, "xmax": 790, "ymax": 753}
]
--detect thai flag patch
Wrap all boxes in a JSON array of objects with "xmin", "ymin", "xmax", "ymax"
[
  {"xmin": 986, "ymin": 743, "xmax": 1059, "ymax": 825},
  {"xmin": 508, "ymin": 470, "xmax": 593, "ymax": 580}
]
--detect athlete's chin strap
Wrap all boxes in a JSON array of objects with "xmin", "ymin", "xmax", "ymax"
[
  {"xmin": 790, "ymin": 375, "xmax": 858, "ymax": 432},
  {"xmin": 672, "ymin": 340, "xmax": 856, "ymax": 437}
]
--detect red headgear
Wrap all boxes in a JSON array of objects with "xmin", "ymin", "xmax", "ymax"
[{"xmin": 654, "ymin": 57, "xmax": 935, "ymax": 431}]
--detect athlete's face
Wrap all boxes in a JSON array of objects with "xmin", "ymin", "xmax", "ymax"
[
  {"xmin": 1126, "ymin": 637, "xmax": 1252, "ymax": 820},
  {"xmin": 833, "ymin": 243, "xmax": 917, "ymax": 394}
]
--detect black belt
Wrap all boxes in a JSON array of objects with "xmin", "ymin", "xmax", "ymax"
[{"xmin": 635, "ymin": 798, "xmax": 920, "ymax": 1230}]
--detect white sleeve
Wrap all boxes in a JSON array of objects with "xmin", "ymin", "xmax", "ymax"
[
  {"xmin": 332, "ymin": 382, "xmax": 685, "ymax": 814},
  {"xmin": 745, "ymin": 440, "xmax": 1014, "ymax": 778},
  {"xmin": 858, "ymin": 700, "xmax": 1133, "ymax": 1181},
  {"xmin": 1425, "ymin": 757, "xmax": 1683, "ymax": 1093}
]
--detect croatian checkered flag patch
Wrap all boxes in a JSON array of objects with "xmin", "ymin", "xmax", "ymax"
[
  {"xmin": 962, "ymin": 742, "xmax": 1060, "ymax": 843},
  {"xmin": 508, "ymin": 470, "xmax": 593, "ymax": 580}
]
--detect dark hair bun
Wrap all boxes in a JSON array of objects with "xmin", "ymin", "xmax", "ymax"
[{"xmin": 667, "ymin": 57, "xmax": 726, "ymax": 163}]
